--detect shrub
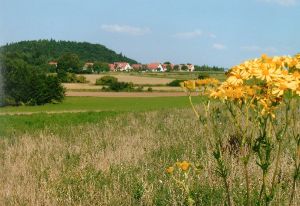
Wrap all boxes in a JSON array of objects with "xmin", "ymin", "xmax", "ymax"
[
  {"xmin": 96, "ymin": 76, "xmax": 118, "ymax": 85},
  {"xmin": 76, "ymin": 75, "xmax": 87, "ymax": 83},
  {"xmin": 167, "ymin": 79, "xmax": 185, "ymax": 87},
  {"xmin": 198, "ymin": 73, "xmax": 210, "ymax": 79},
  {"xmin": 147, "ymin": 87, "xmax": 153, "ymax": 92},
  {"xmin": 1, "ymin": 56, "xmax": 65, "ymax": 106},
  {"xmin": 58, "ymin": 72, "xmax": 87, "ymax": 83},
  {"xmin": 106, "ymin": 81, "xmax": 134, "ymax": 92},
  {"xmin": 136, "ymin": 86, "xmax": 144, "ymax": 92}
]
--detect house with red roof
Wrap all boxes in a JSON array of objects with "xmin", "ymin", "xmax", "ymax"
[
  {"xmin": 109, "ymin": 64, "xmax": 115, "ymax": 71},
  {"xmin": 114, "ymin": 62, "xmax": 132, "ymax": 71},
  {"xmin": 147, "ymin": 63, "xmax": 165, "ymax": 72}
]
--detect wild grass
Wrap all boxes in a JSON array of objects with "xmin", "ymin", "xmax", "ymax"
[{"xmin": 0, "ymin": 103, "xmax": 299, "ymax": 205}]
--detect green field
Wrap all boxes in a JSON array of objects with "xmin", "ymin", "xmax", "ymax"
[
  {"xmin": 0, "ymin": 96, "xmax": 204, "ymax": 113},
  {"xmin": 0, "ymin": 96, "xmax": 205, "ymax": 137}
]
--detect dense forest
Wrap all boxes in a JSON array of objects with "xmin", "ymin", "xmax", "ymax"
[{"xmin": 0, "ymin": 39, "xmax": 138, "ymax": 68}]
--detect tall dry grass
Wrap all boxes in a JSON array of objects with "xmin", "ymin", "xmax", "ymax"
[{"xmin": 0, "ymin": 105, "xmax": 299, "ymax": 205}]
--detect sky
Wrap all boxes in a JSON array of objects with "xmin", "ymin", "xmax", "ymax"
[{"xmin": 0, "ymin": 0, "xmax": 299, "ymax": 68}]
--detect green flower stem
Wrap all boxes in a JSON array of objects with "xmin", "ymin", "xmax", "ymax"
[
  {"xmin": 271, "ymin": 102, "xmax": 290, "ymax": 192},
  {"xmin": 188, "ymin": 94, "xmax": 200, "ymax": 119}
]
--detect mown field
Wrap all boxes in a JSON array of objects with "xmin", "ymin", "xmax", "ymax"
[
  {"xmin": 63, "ymin": 71, "xmax": 226, "ymax": 93},
  {"xmin": 0, "ymin": 96, "xmax": 205, "ymax": 138},
  {"xmin": 1, "ymin": 95, "xmax": 299, "ymax": 205}
]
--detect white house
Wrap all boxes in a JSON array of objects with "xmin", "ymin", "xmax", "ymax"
[
  {"xmin": 147, "ymin": 63, "xmax": 165, "ymax": 72},
  {"xmin": 187, "ymin": 64, "xmax": 195, "ymax": 72},
  {"xmin": 114, "ymin": 62, "xmax": 132, "ymax": 71}
]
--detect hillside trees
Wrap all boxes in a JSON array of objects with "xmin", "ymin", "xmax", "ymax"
[{"xmin": 0, "ymin": 40, "xmax": 138, "ymax": 69}]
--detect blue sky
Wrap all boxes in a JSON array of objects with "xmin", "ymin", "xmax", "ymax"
[{"xmin": 0, "ymin": 0, "xmax": 299, "ymax": 67}]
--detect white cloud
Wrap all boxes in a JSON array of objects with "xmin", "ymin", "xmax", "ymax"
[
  {"xmin": 213, "ymin": 43, "xmax": 226, "ymax": 50},
  {"xmin": 208, "ymin": 33, "xmax": 217, "ymax": 39},
  {"xmin": 101, "ymin": 24, "xmax": 150, "ymax": 35},
  {"xmin": 173, "ymin": 30, "xmax": 202, "ymax": 39},
  {"xmin": 241, "ymin": 45, "xmax": 278, "ymax": 53},
  {"xmin": 259, "ymin": 0, "xmax": 297, "ymax": 6}
]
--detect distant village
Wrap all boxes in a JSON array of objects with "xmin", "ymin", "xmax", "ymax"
[{"xmin": 49, "ymin": 61, "xmax": 196, "ymax": 72}]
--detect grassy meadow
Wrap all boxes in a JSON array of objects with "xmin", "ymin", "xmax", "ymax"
[{"xmin": 1, "ymin": 95, "xmax": 299, "ymax": 205}]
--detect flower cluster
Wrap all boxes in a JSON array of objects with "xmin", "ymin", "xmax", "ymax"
[
  {"xmin": 210, "ymin": 54, "xmax": 300, "ymax": 117},
  {"xmin": 166, "ymin": 161, "xmax": 191, "ymax": 174},
  {"xmin": 180, "ymin": 78, "xmax": 220, "ymax": 92}
]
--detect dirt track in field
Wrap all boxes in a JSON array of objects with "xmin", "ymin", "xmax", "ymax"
[{"xmin": 66, "ymin": 91, "xmax": 192, "ymax": 97}]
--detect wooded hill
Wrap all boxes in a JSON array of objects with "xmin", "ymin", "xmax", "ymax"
[{"xmin": 0, "ymin": 39, "xmax": 138, "ymax": 66}]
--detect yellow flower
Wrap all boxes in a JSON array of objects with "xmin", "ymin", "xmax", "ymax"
[
  {"xmin": 183, "ymin": 80, "xmax": 196, "ymax": 90},
  {"xmin": 261, "ymin": 53, "xmax": 272, "ymax": 63},
  {"xmin": 196, "ymin": 78, "xmax": 219, "ymax": 86},
  {"xmin": 272, "ymin": 82, "xmax": 288, "ymax": 97},
  {"xmin": 166, "ymin": 166, "xmax": 174, "ymax": 174},
  {"xmin": 179, "ymin": 161, "xmax": 190, "ymax": 171},
  {"xmin": 254, "ymin": 64, "xmax": 281, "ymax": 82},
  {"xmin": 292, "ymin": 71, "xmax": 300, "ymax": 79},
  {"xmin": 227, "ymin": 75, "xmax": 243, "ymax": 85}
]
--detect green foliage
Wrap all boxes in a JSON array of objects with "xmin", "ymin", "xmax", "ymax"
[
  {"xmin": 95, "ymin": 75, "xmax": 118, "ymax": 85},
  {"xmin": 76, "ymin": 75, "xmax": 87, "ymax": 83},
  {"xmin": 173, "ymin": 65, "xmax": 180, "ymax": 71},
  {"xmin": 167, "ymin": 79, "xmax": 185, "ymax": 87},
  {"xmin": 93, "ymin": 62, "xmax": 110, "ymax": 73},
  {"xmin": 104, "ymin": 81, "xmax": 134, "ymax": 92},
  {"xmin": 166, "ymin": 64, "xmax": 172, "ymax": 72},
  {"xmin": 57, "ymin": 53, "xmax": 81, "ymax": 73},
  {"xmin": 194, "ymin": 64, "xmax": 226, "ymax": 72},
  {"xmin": 181, "ymin": 65, "xmax": 189, "ymax": 71},
  {"xmin": 57, "ymin": 72, "xmax": 87, "ymax": 83},
  {"xmin": 1, "ymin": 54, "xmax": 65, "ymax": 106},
  {"xmin": 198, "ymin": 73, "xmax": 210, "ymax": 79}
]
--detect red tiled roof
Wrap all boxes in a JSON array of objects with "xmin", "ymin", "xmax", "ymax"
[
  {"xmin": 109, "ymin": 64, "xmax": 115, "ymax": 71},
  {"xmin": 114, "ymin": 62, "xmax": 129, "ymax": 68},
  {"xmin": 147, "ymin": 63, "xmax": 161, "ymax": 70}
]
